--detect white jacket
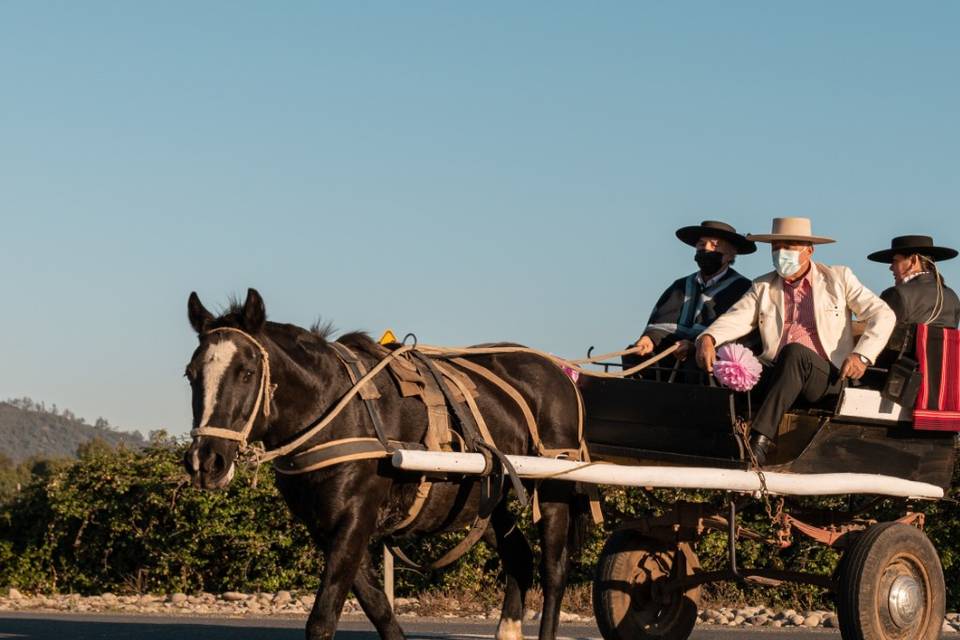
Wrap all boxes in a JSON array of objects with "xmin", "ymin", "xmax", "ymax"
[{"xmin": 701, "ymin": 262, "xmax": 895, "ymax": 368}]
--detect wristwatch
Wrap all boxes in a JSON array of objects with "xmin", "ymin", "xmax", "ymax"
[{"xmin": 856, "ymin": 353, "xmax": 870, "ymax": 365}]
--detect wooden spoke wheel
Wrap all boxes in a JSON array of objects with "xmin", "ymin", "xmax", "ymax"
[
  {"xmin": 593, "ymin": 530, "xmax": 701, "ymax": 640},
  {"xmin": 838, "ymin": 522, "xmax": 945, "ymax": 640}
]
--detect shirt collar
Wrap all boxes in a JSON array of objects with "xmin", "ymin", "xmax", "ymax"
[
  {"xmin": 783, "ymin": 262, "xmax": 814, "ymax": 288},
  {"xmin": 902, "ymin": 271, "xmax": 930, "ymax": 284},
  {"xmin": 697, "ymin": 266, "xmax": 730, "ymax": 288}
]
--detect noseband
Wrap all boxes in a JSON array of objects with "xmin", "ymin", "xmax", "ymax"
[{"xmin": 189, "ymin": 327, "xmax": 275, "ymax": 447}]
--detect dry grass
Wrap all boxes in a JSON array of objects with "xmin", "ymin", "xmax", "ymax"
[
  {"xmin": 413, "ymin": 589, "xmax": 496, "ymax": 617},
  {"xmin": 410, "ymin": 583, "xmax": 595, "ymax": 617}
]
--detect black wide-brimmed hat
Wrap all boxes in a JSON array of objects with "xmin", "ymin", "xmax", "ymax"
[
  {"xmin": 675, "ymin": 220, "xmax": 757, "ymax": 254},
  {"xmin": 867, "ymin": 235, "xmax": 958, "ymax": 263}
]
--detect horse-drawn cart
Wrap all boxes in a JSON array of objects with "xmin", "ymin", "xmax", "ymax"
[
  {"xmin": 184, "ymin": 290, "xmax": 956, "ymax": 640},
  {"xmin": 393, "ymin": 370, "xmax": 955, "ymax": 640}
]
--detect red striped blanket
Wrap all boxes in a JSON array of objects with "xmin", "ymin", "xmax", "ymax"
[{"xmin": 913, "ymin": 323, "xmax": 960, "ymax": 431}]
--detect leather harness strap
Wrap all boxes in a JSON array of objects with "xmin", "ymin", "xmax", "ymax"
[
  {"xmin": 274, "ymin": 437, "xmax": 397, "ymax": 475},
  {"xmin": 450, "ymin": 356, "xmax": 545, "ymax": 454},
  {"xmin": 328, "ymin": 342, "xmax": 393, "ymax": 450},
  {"xmin": 388, "ymin": 513, "xmax": 491, "ymax": 571},
  {"xmin": 433, "ymin": 360, "xmax": 496, "ymax": 447},
  {"xmin": 408, "ymin": 352, "xmax": 485, "ymax": 451}
]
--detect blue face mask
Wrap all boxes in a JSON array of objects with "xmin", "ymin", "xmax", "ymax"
[{"xmin": 773, "ymin": 249, "xmax": 802, "ymax": 278}]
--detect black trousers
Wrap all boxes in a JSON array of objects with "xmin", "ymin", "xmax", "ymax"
[{"xmin": 751, "ymin": 343, "xmax": 835, "ymax": 439}]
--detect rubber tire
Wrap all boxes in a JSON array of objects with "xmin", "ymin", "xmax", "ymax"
[
  {"xmin": 593, "ymin": 530, "xmax": 701, "ymax": 640},
  {"xmin": 837, "ymin": 522, "xmax": 945, "ymax": 640}
]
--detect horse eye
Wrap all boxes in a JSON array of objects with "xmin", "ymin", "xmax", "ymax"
[
  {"xmin": 184, "ymin": 368, "xmax": 195, "ymax": 381},
  {"xmin": 242, "ymin": 369, "xmax": 254, "ymax": 382}
]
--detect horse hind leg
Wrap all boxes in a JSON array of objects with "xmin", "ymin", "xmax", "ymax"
[
  {"xmin": 534, "ymin": 481, "xmax": 577, "ymax": 640},
  {"xmin": 483, "ymin": 501, "xmax": 534, "ymax": 640},
  {"xmin": 352, "ymin": 547, "xmax": 405, "ymax": 640}
]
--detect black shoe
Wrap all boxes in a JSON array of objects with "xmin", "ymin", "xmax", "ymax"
[{"xmin": 748, "ymin": 433, "xmax": 775, "ymax": 467}]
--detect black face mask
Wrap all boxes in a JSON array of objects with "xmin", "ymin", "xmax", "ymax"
[{"xmin": 695, "ymin": 250, "xmax": 725, "ymax": 277}]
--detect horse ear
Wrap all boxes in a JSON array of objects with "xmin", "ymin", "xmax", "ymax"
[
  {"xmin": 241, "ymin": 288, "xmax": 266, "ymax": 333},
  {"xmin": 188, "ymin": 292, "xmax": 214, "ymax": 334}
]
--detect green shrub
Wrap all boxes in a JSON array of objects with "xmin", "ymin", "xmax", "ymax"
[{"xmin": 0, "ymin": 437, "xmax": 320, "ymax": 594}]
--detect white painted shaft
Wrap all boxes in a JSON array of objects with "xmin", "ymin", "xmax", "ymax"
[{"xmin": 390, "ymin": 450, "xmax": 943, "ymax": 500}]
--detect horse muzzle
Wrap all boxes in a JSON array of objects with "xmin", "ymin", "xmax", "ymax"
[{"xmin": 185, "ymin": 438, "xmax": 238, "ymax": 490}]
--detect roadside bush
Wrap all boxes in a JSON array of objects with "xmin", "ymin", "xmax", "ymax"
[{"xmin": 0, "ymin": 437, "xmax": 320, "ymax": 594}]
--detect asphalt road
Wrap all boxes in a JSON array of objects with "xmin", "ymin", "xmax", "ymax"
[{"xmin": 0, "ymin": 612, "xmax": 841, "ymax": 639}]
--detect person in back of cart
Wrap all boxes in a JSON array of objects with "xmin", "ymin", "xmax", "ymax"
[
  {"xmin": 696, "ymin": 217, "xmax": 896, "ymax": 465},
  {"xmin": 631, "ymin": 221, "xmax": 756, "ymax": 373},
  {"xmin": 867, "ymin": 235, "xmax": 960, "ymax": 361}
]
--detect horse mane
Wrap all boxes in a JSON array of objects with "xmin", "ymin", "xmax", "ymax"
[
  {"xmin": 336, "ymin": 331, "xmax": 386, "ymax": 358},
  {"xmin": 310, "ymin": 319, "xmax": 336, "ymax": 341},
  {"xmin": 206, "ymin": 300, "xmax": 382, "ymax": 358},
  {"xmin": 306, "ymin": 315, "xmax": 382, "ymax": 356}
]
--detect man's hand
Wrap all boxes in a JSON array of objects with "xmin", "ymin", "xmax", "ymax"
[
  {"xmin": 840, "ymin": 353, "xmax": 868, "ymax": 380},
  {"xmin": 634, "ymin": 335, "xmax": 654, "ymax": 356},
  {"xmin": 696, "ymin": 335, "xmax": 716, "ymax": 372},
  {"xmin": 675, "ymin": 339, "xmax": 694, "ymax": 361}
]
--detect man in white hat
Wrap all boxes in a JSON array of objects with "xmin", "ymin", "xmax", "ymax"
[{"xmin": 696, "ymin": 217, "xmax": 895, "ymax": 465}]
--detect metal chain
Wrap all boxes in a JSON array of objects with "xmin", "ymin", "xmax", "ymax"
[{"xmin": 735, "ymin": 417, "xmax": 791, "ymax": 546}]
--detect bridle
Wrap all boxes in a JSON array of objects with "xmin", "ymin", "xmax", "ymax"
[{"xmin": 189, "ymin": 327, "xmax": 276, "ymax": 447}]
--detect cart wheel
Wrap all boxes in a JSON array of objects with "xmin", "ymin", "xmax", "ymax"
[
  {"xmin": 837, "ymin": 522, "xmax": 945, "ymax": 640},
  {"xmin": 593, "ymin": 530, "xmax": 701, "ymax": 640}
]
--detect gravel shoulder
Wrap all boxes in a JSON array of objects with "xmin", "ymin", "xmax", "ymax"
[{"xmin": 1, "ymin": 590, "xmax": 957, "ymax": 635}]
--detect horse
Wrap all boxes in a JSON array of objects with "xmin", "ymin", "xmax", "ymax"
[{"xmin": 182, "ymin": 289, "xmax": 591, "ymax": 640}]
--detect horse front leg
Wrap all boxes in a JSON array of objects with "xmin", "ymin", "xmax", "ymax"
[
  {"xmin": 351, "ymin": 546, "xmax": 405, "ymax": 640},
  {"xmin": 306, "ymin": 517, "xmax": 375, "ymax": 640}
]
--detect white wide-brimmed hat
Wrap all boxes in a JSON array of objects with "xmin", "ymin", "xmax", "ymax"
[{"xmin": 746, "ymin": 217, "xmax": 835, "ymax": 245}]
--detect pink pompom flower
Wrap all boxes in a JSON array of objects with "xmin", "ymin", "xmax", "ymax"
[
  {"xmin": 561, "ymin": 365, "xmax": 580, "ymax": 383},
  {"xmin": 713, "ymin": 343, "xmax": 762, "ymax": 392}
]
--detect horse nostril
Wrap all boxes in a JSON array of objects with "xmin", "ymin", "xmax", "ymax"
[{"xmin": 202, "ymin": 452, "xmax": 227, "ymax": 476}]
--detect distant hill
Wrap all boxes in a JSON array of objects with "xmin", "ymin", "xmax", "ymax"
[{"xmin": 0, "ymin": 399, "xmax": 146, "ymax": 462}]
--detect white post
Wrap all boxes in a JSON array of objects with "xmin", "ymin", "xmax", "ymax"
[{"xmin": 383, "ymin": 544, "xmax": 395, "ymax": 610}]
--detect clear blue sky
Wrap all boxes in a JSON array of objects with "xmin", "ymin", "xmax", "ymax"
[{"xmin": 1, "ymin": 2, "xmax": 958, "ymax": 436}]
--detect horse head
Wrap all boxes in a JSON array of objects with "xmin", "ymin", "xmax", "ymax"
[{"xmin": 183, "ymin": 288, "xmax": 272, "ymax": 490}]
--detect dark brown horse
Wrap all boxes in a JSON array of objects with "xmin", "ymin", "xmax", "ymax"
[{"xmin": 183, "ymin": 289, "xmax": 589, "ymax": 640}]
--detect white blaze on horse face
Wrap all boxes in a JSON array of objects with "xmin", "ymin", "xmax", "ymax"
[
  {"xmin": 198, "ymin": 340, "xmax": 239, "ymax": 429},
  {"xmin": 223, "ymin": 462, "xmax": 236, "ymax": 486},
  {"xmin": 191, "ymin": 446, "xmax": 200, "ymax": 474}
]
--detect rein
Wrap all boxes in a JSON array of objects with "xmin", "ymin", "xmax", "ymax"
[{"xmin": 189, "ymin": 328, "xmax": 675, "ymax": 466}]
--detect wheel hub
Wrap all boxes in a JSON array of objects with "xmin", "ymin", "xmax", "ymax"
[{"xmin": 888, "ymin": 575, "xmax": 922, "ymax": 628}]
